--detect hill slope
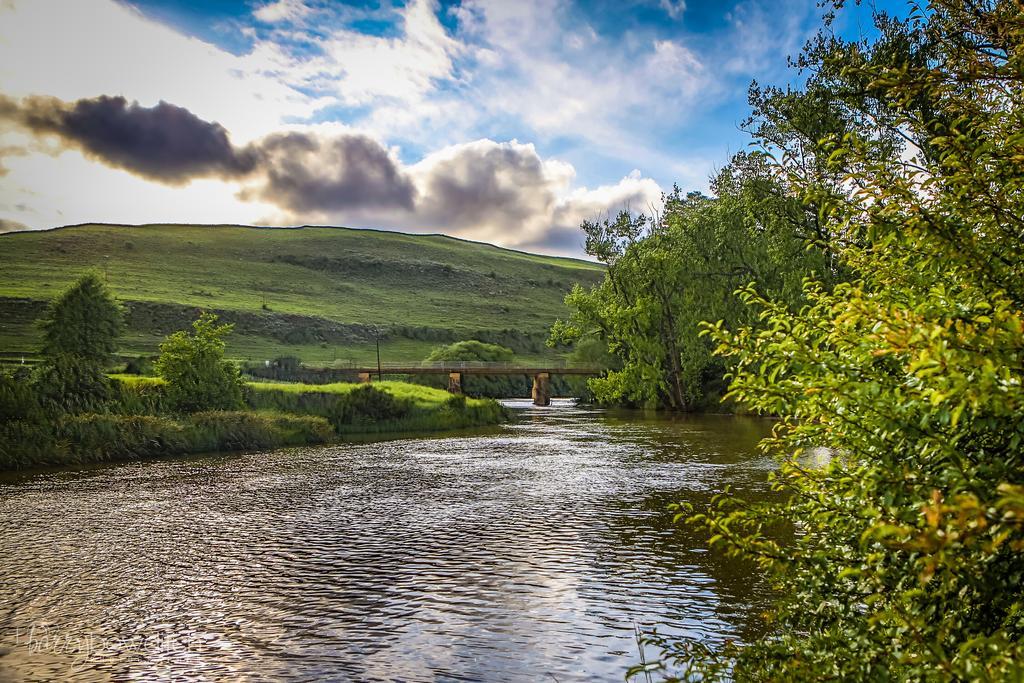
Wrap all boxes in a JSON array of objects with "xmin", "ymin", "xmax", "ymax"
[{"xmin": 0, "ymin": 224, "xmax": 603, "ymax": 365}]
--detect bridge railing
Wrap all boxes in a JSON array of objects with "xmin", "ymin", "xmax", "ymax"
[{"xmin": 329, "ymin": 360, "xmax": 598, "ymax": 371}]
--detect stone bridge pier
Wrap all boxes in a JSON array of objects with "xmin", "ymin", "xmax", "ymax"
[
  {"xmin": 531, "ymin": 372, "xmax": 550, "ymax": 406},
  {"xmin": 448, "ymin": 372, "xmax": 462, "ymax": 395}
]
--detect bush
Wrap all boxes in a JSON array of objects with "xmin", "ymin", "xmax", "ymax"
[
  {"xmin": 32, "ymin": 354, "xmax": 112, "ymax": 415},
  {"xmin": 57, "ymin": 411, "xmax": 333, "ymax": 465},
  {"xmin": 247, "ymin": 384, "xmax": 412, "ymax": 429},
  {"xmin": 155, "ymin": 312, "xmax": 245, "ymax": 413},
  {"xmin": 0, "ymin": 371, "xmax": 58, "ymax": 470},
  {"xmin": 334, "ymin": 385, "xmax": 412, "ymax": 424},
  {"xmin": 425, "ymin": 340, "xmax": 514, "ymax": 363},
  {"xmin": 122, "ymin": 356, "xmax": 155, "ymax": 375}
]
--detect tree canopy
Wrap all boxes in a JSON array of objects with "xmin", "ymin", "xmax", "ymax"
[
  {"xmin": 645, "ymin": 1, "xmax": 1024, "ymax": 679},
  {"xmin": 425, "ymin": 340, "xmax": 515, "ymax": 363},
  {"xmin": 39, "ymin": 272, "xmax": 122, "ymax": 363},
  {"xmin": 551, "ymin": 154, "xmax": 837, "ymax": 410}
]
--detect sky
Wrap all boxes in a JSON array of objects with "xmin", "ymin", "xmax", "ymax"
[{"xmin": 0, "ymin": 0, "xmax": 897, "ymax": 256}]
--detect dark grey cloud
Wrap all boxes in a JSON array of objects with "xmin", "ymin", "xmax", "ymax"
[
  {"xmin": 0, "ymin": 95, "xmax": 257, "ymax": 183},
  {"xmin": 416, "ymin": 142, "xmax": 556, "ymax": 229},
  {"xmin": 247, "ymin": 132, "xmax": 416, "ymax": 212},
  {"xmin": 517, "ymin": 225, "xmax": 585, "ymax": 254},
  {"xmin": 0, "ymin": 94, "xmax": 414, "ymax": 212}
]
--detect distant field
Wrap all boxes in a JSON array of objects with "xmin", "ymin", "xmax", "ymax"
[{"xmin": 0, "ymin": 223, "xmax": 603, "ymax": 364}]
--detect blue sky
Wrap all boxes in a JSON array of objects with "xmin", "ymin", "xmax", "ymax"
[{"xmin": 0, "ymin": 0, "xmax": 905, "ymax": 254}]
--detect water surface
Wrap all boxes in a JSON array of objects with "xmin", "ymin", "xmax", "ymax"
[{"xmin": 0, "ymin": 400, "xmax": 775, "ymax": 682}]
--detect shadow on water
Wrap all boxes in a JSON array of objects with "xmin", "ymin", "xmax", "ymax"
[{"xmin": 0, "ymin": 399, "xmax": 777, "ymax": 682}]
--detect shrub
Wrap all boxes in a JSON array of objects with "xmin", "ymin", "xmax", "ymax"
[
  {"xmin": 32, "ymin": 354, "xmax": 112, "ymax": 415},
  {"xmin": 655, "ymin": 3, "xmax": 1024, "ymax": 680},
  {"xmin": 340, "ymin": 385, "xmax": 411, "ymax": 422},
  {"xmin": 155, "ymin": 312, "xmax": 245, "ymax": 413},
  {"xmin": 122, "ymin": 356, "xmax": 155, "ymax": 375},
  {"xmin": 57, "ymin": 411, "xmax": 333, "ymax": 465},
  {"xmin": 0, "ymin": 371, "xmax": 58, "ymax": 470}
]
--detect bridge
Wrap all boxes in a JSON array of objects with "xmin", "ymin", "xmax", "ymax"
[{"xmin": 345, "ymin": 361, "xmax": 601, "ymax": 406}]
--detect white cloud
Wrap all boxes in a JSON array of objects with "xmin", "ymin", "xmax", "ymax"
[
  {"xmin": 254, "ymin": 0, "xmax": 312, "ymax": 24},
  {"xmin": 659, "ymin": 0, "xmax": 686, "ymax": 19}
]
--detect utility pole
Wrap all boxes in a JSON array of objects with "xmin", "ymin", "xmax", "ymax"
[{"xmin": 376, "ymin": 327, "xmax": 383, "ymax": 381}]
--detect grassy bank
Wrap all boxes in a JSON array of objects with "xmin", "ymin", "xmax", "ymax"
[
  {"xmin": 246, "ymin": 380, "xmax": 509, "ymax": 433},
  {"xmin": 1, "ymin": 378, "xmax": 510, "ymax": 471}
]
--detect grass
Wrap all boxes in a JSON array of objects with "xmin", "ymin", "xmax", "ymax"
[
  {"xmin": 6, "ymin": 411, "xmax": 336, "ymax": 470},
  {"xmin": 245, "ymin": 380, "xmax": 508, "ymax": 435},
  {"xmin": 248, "ymin": 379, "xmax": 474, "ymax": 405},
  {"xmin": 112, "ymin": 375, "xmax": 487, "ymax": 410},
  {"xmin": 0, "ymin": 223, "xmax": 603, "ymax": 363}
]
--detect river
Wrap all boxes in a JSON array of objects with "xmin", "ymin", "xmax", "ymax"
[{"xmin": 0, "ymin": 400, "xmax": 776, "ymax": 682}]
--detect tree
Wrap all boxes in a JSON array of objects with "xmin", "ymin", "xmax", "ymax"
[
  {"xmin": 154, "ymin": 312, "xmax": 244, "ymax": 413},
  {"xmin": 425, "ymin": 340, "xmax": 515, "ymax": 363},
  {"xmin": 416, "ymin": 340, "xmax": 521, "ymax": 397},
  {"xmin": 40, "ymin": 272, "xmax": 122, "ymax": 363},
  {"xmin": 652, "ymin": 2, "xmax": 1024, "ymax": 679},
  {"xmin": 551, "ymin": 157, "xmax": 834, "ymax": 410},
  {"xmin": 31, "ymin": 272, "xmax": 121, "ymax": 415}
]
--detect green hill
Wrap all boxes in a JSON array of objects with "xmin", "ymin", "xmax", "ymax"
[{"xmin": 0, "ymin": 223, "xmax": 603, "ymax": 365}]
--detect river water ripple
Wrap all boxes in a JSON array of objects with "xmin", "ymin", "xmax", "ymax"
[{"xmin": 0, "ymin": 400, "xmax": 775, "ymax": 682}]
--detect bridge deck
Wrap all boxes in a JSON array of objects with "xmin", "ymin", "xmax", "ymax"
[{"xmin": 346, "ymin": 365, "xmax": 599, "ymax": 376}]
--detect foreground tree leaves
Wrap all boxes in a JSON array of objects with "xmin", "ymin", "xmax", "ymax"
[{"xmin": 641, "ymin": 1, "xmax": 1024, "ymax": 680}]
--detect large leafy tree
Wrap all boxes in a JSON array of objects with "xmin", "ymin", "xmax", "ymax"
[
  {"xmin": 651, "ymin": 2, "xmax": 1024, "ymax": 679},
  {"xmin": 551, "ymin": 156, "xmax": 834, "ymax": 410},
  {"xmin": 155, "ymin": 312, "xmax": 244, "ymax": 413}
]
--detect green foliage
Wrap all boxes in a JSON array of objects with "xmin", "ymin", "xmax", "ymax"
[
  {"xmin": 417, "ymin": 340, "xmax": 524, "ymax": 398},
  {"xmin": 110, "ymin": 374, "xmax": 170, "ymax": 414},
  {"xmin": 246, "ymin": 381, "xmax": 507, "ymax": 434},
  {"xmin": 57, "ymin": 411, "xmax": 332, "ymax": 466},
  {"xmin": 652, "ymin": 2, "xmax": 1024, "ymax": 680},
  {"xmin": 28, "ymin": 272, "xmax": 122, "ymax": 417},
  {"xmin": 32, "ymin": 354, "xmax": 112, "ymax": 415},
  {"xmin": 552, "ymin": 158, "xmax": 835, "ymax": 410},
  {"xmin": 334, "ymin": 384, "xmax": 411, "ymax": 424},
  {"xmin": 0, "ymin": 370, "xmax": 57, "ymax": 469},
  {"xmin": 39, "ymin": 272, "xmax": 121, "ymax": 363},
  {"xmin": 122, "ymin": 355, "xmax": 155, "ymax": 375},
  {"xmin": 155, "ymin": 312, "xmax": 245, "ymax": 413},
  {"xmin": 425, "ymin": 340, "xmax": 515, "ymax": 363}
]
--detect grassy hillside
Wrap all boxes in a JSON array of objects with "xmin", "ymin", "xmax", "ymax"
[{"xmin": 0, "ymin": 223, "xmax": 602, "ymax": 365}]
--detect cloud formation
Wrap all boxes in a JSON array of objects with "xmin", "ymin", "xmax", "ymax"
[
  {"xmin": 243, "ymin": 132, "xmax": 416, "ymax": 212},
  {"xmin": 0, "ymin": 94, "xmax": 413, "ymax": 212},
  {"xmin": 0, "ymin": 95, "xmax": 257, "ymax": 183},
  {"xmin": 0, "ymin": 93, "xmax": 660, "ymax": 252}
]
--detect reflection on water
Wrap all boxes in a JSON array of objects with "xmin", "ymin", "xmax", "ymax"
[{"xmin": 0, "ymin": 400, "xmax": 775, "ymax": 682}]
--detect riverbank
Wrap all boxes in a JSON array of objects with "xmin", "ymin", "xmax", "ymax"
[{"xmin": 0, "ymin": 378, "xmax": 510, "ymax": 471}]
